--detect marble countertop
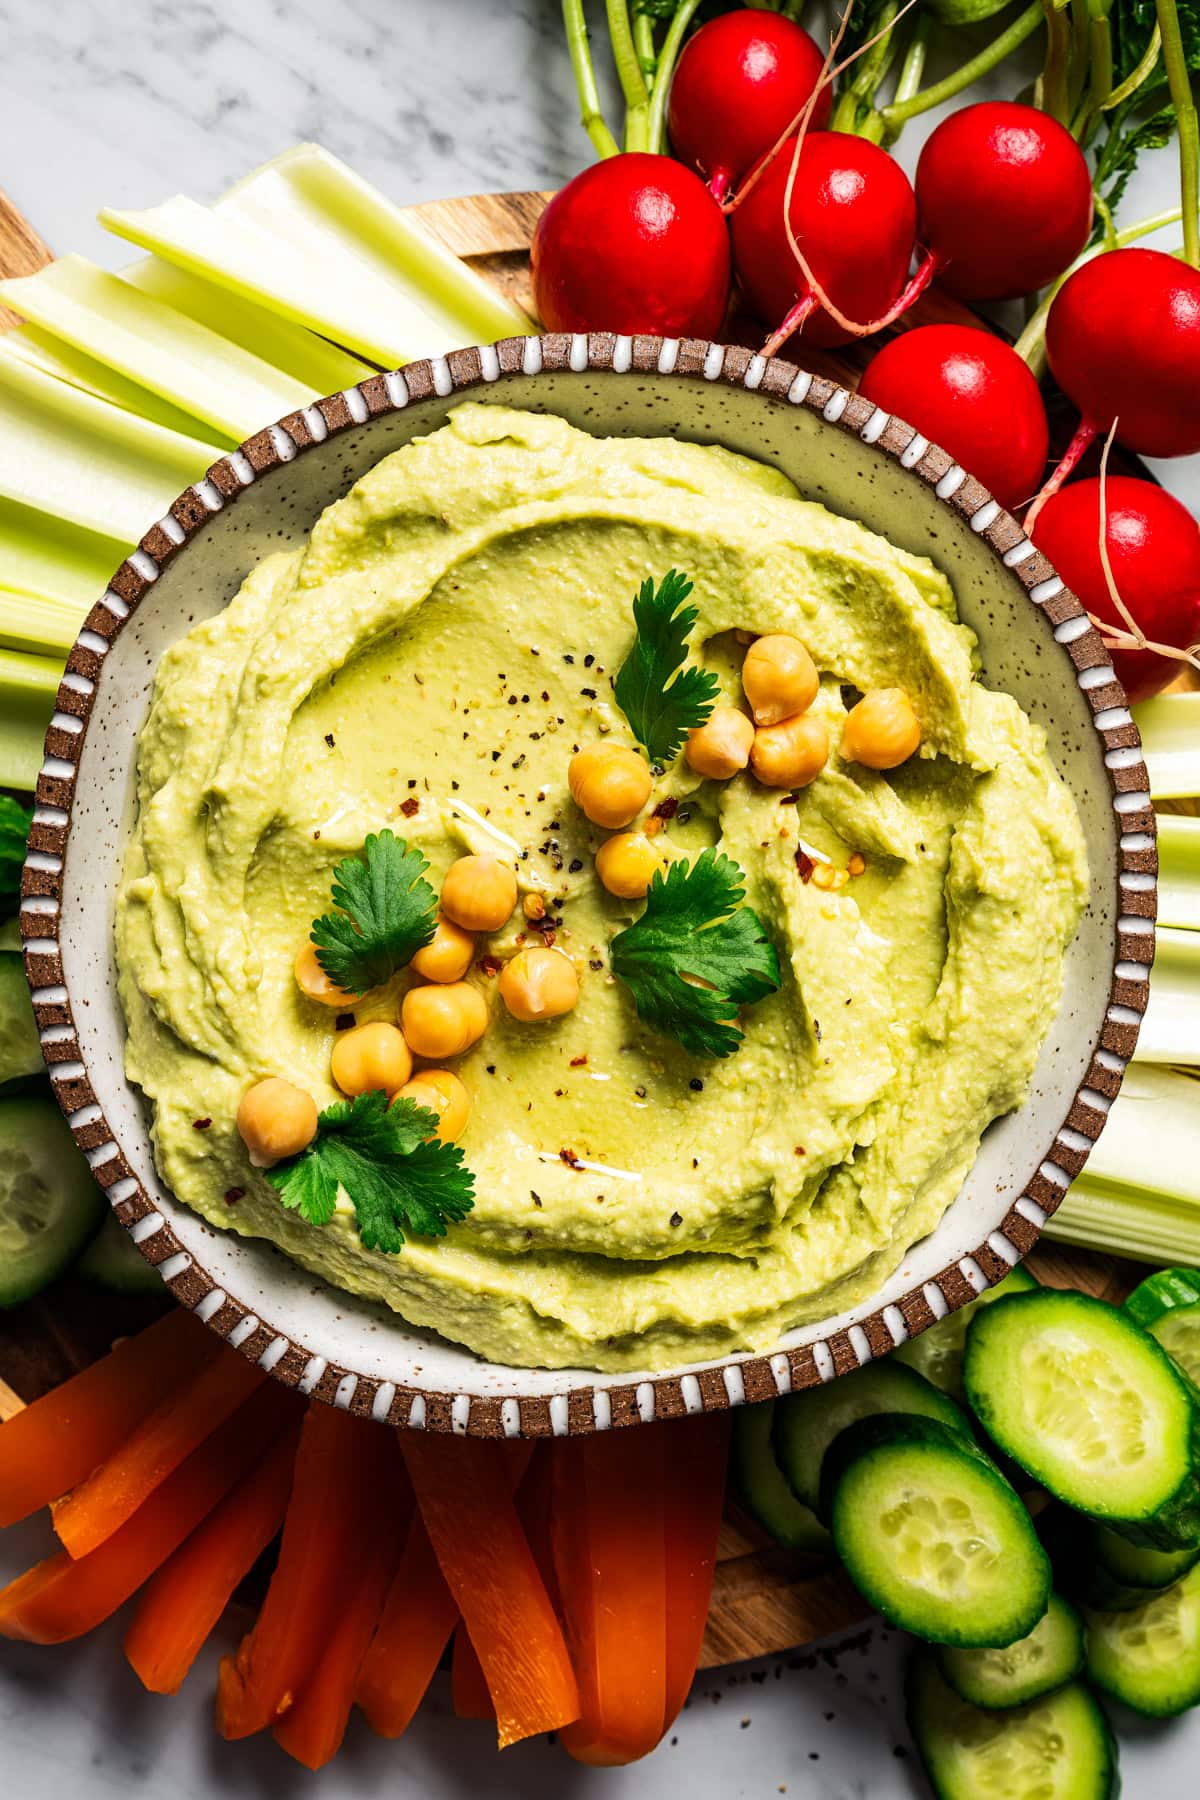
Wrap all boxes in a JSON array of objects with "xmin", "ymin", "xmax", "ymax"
[{"xmin": 1, "ymin": 2, "xmax": 1196, "ymax": 1794}]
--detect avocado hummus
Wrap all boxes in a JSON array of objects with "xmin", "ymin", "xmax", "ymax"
[{"xmin": 115, "ymin": 403, "xmax": 1087, "ymax": 1372}]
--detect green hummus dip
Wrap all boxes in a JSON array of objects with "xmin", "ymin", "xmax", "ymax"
[{"xmin": 116, "ymin": 404, "xmax": 1087, "ymax": 1372}]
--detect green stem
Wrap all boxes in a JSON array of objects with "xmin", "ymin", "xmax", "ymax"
[
  {"xmin": 1102, "ymin": 22, "xmax": 1161, "ymax": 110},
  {"xmin": 633, "ymin": 8, "xmax": 656, "ymax": 83},
  {"xmin": 1037, "ymin": 1, "xmax": 1072, "ymax": 126},
  {"xmin": 1157, "ymin": 0, "xmax": 1200, "ymax": 267},
  {"xmin": 607, "ymin": 0, "xmax": 651, "ymax": 152},
  {"xmin": 891, "ymin": 11, "xmax": 932, "ymax": 109},
  {"xmin": 880, "ymin": 1, "xmax": 1045, "ymax": 131},
  {"xmin": 1014, "ymin": 204, "xmax": 1186, "ymax": 372},
  {"xmin": 646, "ymin": 0, "xmax": 705, "ymax": 157},
  {"xmin": 835, "ymin": 0, "xmax": 901, "ymax": 135},
  {"xmin": 563, "ymin": 0, "xmax": 621, "ymax": 159},
  {"xmin": 1070, "ymin": 6, "xmax": 1114, "ymax": 147},
  {"xmin": 1067, "ymin": 0, "xmax": 1091, "ymax": 114}
]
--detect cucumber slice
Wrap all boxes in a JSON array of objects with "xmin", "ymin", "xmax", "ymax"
[
  {"xmin": 936, "ymin": 1591, "xmax": 1084, "ymax": 1709},
  {"xmin": 824, "ymin": 1414, "xmax": 1051, "ymax": 1647},
  {"xmin": 0, "ymin": 917, "xmax": 21, "ymax": 951},
  {"xmin": 731, "ymin": 1402, "xmax": 832, "ymax": 1553},
  {"xmin": 896, "ymin": 1265, "xmax": 1038, "ymax": 1400},
  {"xmin": 1039, "ymin": 1508, "xmax": 1195, "ymax": 1614},
  {"xmin": 1094, "ymin": 1521, "xmax": 1200, "ymax": 1592},
  {"xmin": 774, "ymin": 1357, "xmax": 970, "ymax": 1517},
  {"xmin": 907, "ymin": 1652, "xmax": 1119, "ymax": 1800},
  {"xmin": 964, "ymin": 1289, "xmax": 1200, "ymax": 1550},
  {"xmin": 75, "ymin": 1209, "xmax": 164, "ymax": 1295},
  {"xmin": 1125, "ymin": 1267, "xmax": 1200, "ymax": 1390},
  {"xmin": 0, "ymin": 953, "xmax": 41, "ymax": 1085},
  {"xmin": 0, "ymin": 1095, "xmax": 105, "ymax": 1306},
  {"xmin": 1085, "ymin": 1560, "xmax": 1200, "ymax": 1716}
]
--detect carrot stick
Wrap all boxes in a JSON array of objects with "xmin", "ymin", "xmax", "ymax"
[
  {"xmin": 400, "ymin": 1433, "xmax": 578, "ymax": 1748},
  {"xmin": 553, "ymin": 1426, "xmax": 668, "ymax": 1766},
  {"xmin": 123, "ymin": 1421, "xmax": 300, "ymax": 1694},
  {"xmin": 0, "ymin": 1384, "xmax": 295, "ymax": 1644},
  {"xmin": 355, "ymin": 1508, "xmax": 460, "ymax": 1738},
  {"xmin": 662, "ymin": 1412, "xmax": 731, "ymax": 1730},
  {"xmin": 451, "ymin": 1623, "xmax": 494, "ymax": 1720},
  {"xmin": 216, "ymin": 1401, "xmax": 388, "ymax": 1740},
  {"xmin": 271, "ymin": 1428, "xmax": 407, "ymax": 1770},
  {"xmin": 0, "ymin": 1308, "xmax": 218, "ymax": 1526},
  {"xmin": 52, "ymin": 1346, "xmax": 266, "ymax": 1559}
]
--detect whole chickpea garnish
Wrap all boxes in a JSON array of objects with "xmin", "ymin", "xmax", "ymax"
[
  {"xmin": 237, "ymin": 1077, "xmax": 318, "ymax": 1168},
  {"xmin": 398, "ymin": 1068, "xmax": 471, "ymax": 1143},
  {"xmin": 401, "ymin": 981, "xmax": 489, "ymax": 1059},
  {"xmin": 750, "ymin": 713, "xmax": 829, "ymax": 789},
  {"xmin": 330, "ymin": 1021, "xmax": 412, "ymax": 1098},
  {"xmin": 742, "ymin": 634, "xmax": 819, "ymax": 726},
  {"xmin": 684, "ymin": 706, "xmax": 755, "ymax": 780},
  {"xmin": 439, "ymin": 854, "xmax": 518, "ymax": 933},
  {"xmin": 293, "ymin": 941, "xmax": 356, "ymax": 1008},
  {"xmin": 568, "ymin": 742, "xmax": 652, "ymax": 829},
  {"xmin": 595, "ymin": 832, "xmax": 662, "ymax": 899},
  {"xmin": 499, "ymin": 946, "xmax": 580, "ymax": 1022},
  {"xmin": 840, "ymin": 689, "xmax": 922, "ymax": 770},
  {"xmin": 411, "ymin": 912, "xmax": 475, "ymax": 983}
]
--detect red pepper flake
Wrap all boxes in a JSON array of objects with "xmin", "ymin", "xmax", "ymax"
[
  {"xmin": 559, "ymin": 1147, "xmax": 583, "ymax": 1169},
  {"xmin": 794, "ymin": 1146, "xmax": 806, "ymax": 1156},
  {"xmin": 779, "ymin": 794, "xmax": 798, "ymax": 806},
  {"xmin": 224, "ymin": 1187, "xmax": 245, "ymax": 1206},
  {"xmin": 400, "ymin": 796, "xmax": 419, "ymax": 818},
  {"xmin": 477, "ymin": 955, "xmax": 502, "ymax": 978},
  {"xmin": 653, "ymin": 796, "xmax": 679, "ymax": 821},
  {"xmin": 795, "ymin": 849, "xmax": 815, "ymax": 883},
  {"xmin": 192, "ymin": 1117, "xmax": 212, "ymax": 1130},
  {"xmin": 569, "ymin": 1054, "xmax": 588, "ymax": 1067}
]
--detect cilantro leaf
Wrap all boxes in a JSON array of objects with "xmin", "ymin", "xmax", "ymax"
[
  {"xmin": 310, "ymin": 830, "xmax": 438, "ymax": 996},
  {"xmin": 0, "ymin": 794, "xmax": 32, "ymax": 910},
  {"xmin": 613, "ymin": 569, "xmax": 720, "ymax": 765},
  {"xmin": 266, "ymin": 1090, "xmax": 475, "ymax": 1254},
  {"xmin": 610, "ymin": 849, "xmax": 781, "ymax": 1059}
]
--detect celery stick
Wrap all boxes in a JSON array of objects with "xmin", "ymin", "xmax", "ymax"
[
  {"xmin": 0, "ymin": 355, "xmax": 219, "ymax": 544},
  {"xmin": 1044, "ymin": 1183, "xmax": 1200, "ymax": 1265},
  {"xmin": 1135, "ymin": 693, "xmax": 1200, "ymax": 799},
  {"xmin": 0, "ymin": 256, "xmax": 315, "ymax": 443},
  {"xmin": 0, "ymin": 587, "xmax": 86, "ymax": 659},
  {"xmin": 0, "ymin": 495, "xmax": 126, "ymax": 610},
  {"xmin": 120, "ymin": 256, "xmax": 372, "ymax": 394},
  {"xmin": 0, "ymin": 324, "xmax": 228, "ymax": 445},
  {"xmin": 0, "ymin": 647, "xmax": 59, "ymax": 793},
  {"xmin": 1137, "ymin": 927, "xmax": 1200, "ymax": 1065},
  {"xmin": 1158, "ymin": 814, "xmax": 1200, "ymax": 931}
]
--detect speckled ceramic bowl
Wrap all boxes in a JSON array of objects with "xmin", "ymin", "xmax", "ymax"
[{"xmin": 20, "ymin": 334, "xmax": 1155, "ymax": 1437}]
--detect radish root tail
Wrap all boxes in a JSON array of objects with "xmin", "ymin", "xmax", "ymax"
[
  {"xmin": 1087, "ymin": 420, "xmax": 1200, "ymax": 680},
  {"xmin": 1024, "ymin": 417, "xmax": 1097, "ymax": 533}
]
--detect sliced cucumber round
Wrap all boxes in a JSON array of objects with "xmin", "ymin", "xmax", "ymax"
[
  {"xmin": 774, "ymin": 1357, "xmax": 970, "ymax": 1518},
  {"xmin": 75, "ymin": 1210, "xmax": 164, "ymax": 1295},
  {"xmin": 1125, "ymin": 1266, "xmax": 1200, "ymax": 1391},
  {"xmin": 0, "ymin": 953, "xmax": 42, "ymax": 1087},
  {"xmin": 731, "ymin": 1402, "xmax": 832, "ymax": 1553},
  {"xmin": 0, "ymin": 1095, "xmax": 105, "ymax": 1307},
  {"xmin": 825, "ymin": 1413, "xmax": 1050, "ymax": 1648},
  {"xmin": 896, "ymin": 1264, "xmax": 1039, "ymax": 1400},
  {"xmin": 936, "ymin": 1590, "xmax": 1084, "ymax": 1709},
  {"xmin": 907, "ymin": 1652, "xmax": 1118, "ymax": 1800},
  {"xmin": 1093, "ymin": 1521, "xmax": 1200, "ymax": 1592},
  {"xmin": 964, "ymin": 1288, "xmax": 1200, "ymax": 1550},
  {"xmin": 1084, "ymin": 1560, "xmax": 1200, "ymax": 1717}
]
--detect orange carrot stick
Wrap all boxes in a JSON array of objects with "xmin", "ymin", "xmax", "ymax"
[
  {"xmin": 271, "ymin": 1429, "xmax": 407, "ymax": 1770},
  {"xmin": 355, "ymin": 1508, "xmax": 459, "ymax": 1738},
  {"xmin": 553, "ymin": 1426, "xmax": 668, "ymax": 1766},
  {"xmin": 451, "ymin": 1623, "xmax": 494, "ymax": 1720},
  {"xmin": 0, "ymin": 1308, "xmax": 218, "ymax": 1527},
  {"xmin": 0, "ymin": 1384, "xmax": 295, "ymax": 1644},
  {"xmin": 52, "ymin": 1347, "xmax": 266, "ymax": 1559},
  {"xmin": 123, "ymin": 1421, "xmax": 300, "ymax": 1694},
  {"xmin": 662, "ymin": 1411, "xmax": 731, "ymax": 1730},
  {"xmin": 401, "ymin": 1433, "xmax": 578, "ymax": 1748}
]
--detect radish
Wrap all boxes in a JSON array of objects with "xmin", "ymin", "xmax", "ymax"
[
  {"xmin": 667, "ymin": 10, "xmax": 832, "ymax": 203},
  {"xmin": 915, "ymin": 102, "xmax": 1093, "ymax": 302},
  {"xmin": 730, "ymin": 130, "xmax": 931, "ymax": 352},
  {"xmin": 858, "ymin": 325, "xmax": 1048, "ymax": 515},
  {"xmin": 1031, "ymin": 475, "xmax": 1200, "ymax": 703},
  {"xmin": 530, "ymin": 153, "xmax": 730, "ymax": 337}
]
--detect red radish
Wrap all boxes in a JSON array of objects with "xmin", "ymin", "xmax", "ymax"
[
  {"xmin": 859, "ymin": 326, "xmax": 1048, "ymax": 515},
  {"xmin": 530, "ymin": 154, "xmax": 730, "ymax": 338},
  {"xmin": 1031, "ymin": 475, "xmax": 1200, "ymax": 702},
  {"xmin": 731, "ymin": 131, "xmax": 930, "ymax": 351},
  {"xmin": 668, "ymin": 10, "xmax": 831, "ymax": 203},
  {"xmin": 915, "ymin": 103, "xmax": 1092, "ymax": 302}
]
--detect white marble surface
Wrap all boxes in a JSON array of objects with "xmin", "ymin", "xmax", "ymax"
[{"xmin": 0, "ymin": 2, "xmax": 1198, "ymax": 1794}]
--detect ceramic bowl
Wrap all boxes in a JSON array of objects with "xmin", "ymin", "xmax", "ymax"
[{"xmin": 20, "ymin": 334, "xmax": 1155, "ymax": 1437}]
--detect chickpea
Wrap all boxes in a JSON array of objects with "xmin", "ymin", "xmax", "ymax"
[
  {"xmin": 401, "ymin": 981, "xmax": 489, "ymax": 1059},
  {"xmin": 411, "ymin": 912, "xmax": 475, "ymax": 983},
  {"xmin": 750, "ymin": 712, "xmax": 829, "ymax": 789},
  {"xmin": 237, "ymin": 1077, "xmax": 318, "ymax": 1168},
  {"xmin": 293, "ymin": 941, "xmax": 356, "ymax": 1009},
  {"xmin": 330, "ymin": 1021, "xmax": 413, "ymax": 1098},
  {"xmin": 595, "ymin": 832, "xmax": 662, "ymax": 900},
  {"xmin": 499, "ymin": 946, "xmax": 580, "ymax": 1023},
  {"xmin": 742, "ymin": 633, "xmax": 819, "ymax": 726},
  {"xmin": 685, "ymin": 706, "xmax": 755, "ymax": 780},
  {"xmin": 840, "ymin": 688, "xmax": 922, "ymax": 769},
  {"xmin": 398, "ymin": 1068, "xmax": 471, "ymax": 1143},
  {"xmin": 567, "ymin": 742, "xmax": 652, "ymax": 829},
  {"xmin": 439, "ymin": 854, "xmax": 518, "ymax": 933}
]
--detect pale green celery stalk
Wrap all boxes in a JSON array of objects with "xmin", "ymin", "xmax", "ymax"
[
  {"xmin": 1137, "ymin": 926, "xmax": 1200, "ymax": 1064},
  {"xmin": 0, "ymin": 494, "xmax": 127, "ymax": 610},
  {"xmin": 1158, "ymin": 814, "xmax": 1200, "ymax": 930},
  {"xmin": 0, "ymin": 587, "xmax": 87, "ymax": 659},
  {"xmin": 0, "ymin": 256, "xmax": 317, "ymax": 444},
  {"xmin": 0, "ymin": 322, "xmax": 228, "ymax": 445},
  {"xmin": 0, "ymin": 646, "xmax": 60, "ymax": 792},
  {"xmin": 1134, "ymin": 692, "xmax": 1200, "ymax": 798},
  {"xmin": 120, "ymin": 257, "xmax": 371, "ymax": 394},
  {"xmin": 0, "ymin": 355, "xmax": 220, "ymax": 545}
]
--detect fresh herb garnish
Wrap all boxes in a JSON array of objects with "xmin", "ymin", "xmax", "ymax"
[
  {"xmin": 610, "ymin": 849, "xmax": 781, "ymax": 1059},
  {"xmin": 613, "ymin": 569, "xmax": 720, "ymax": 764},
  {"xmin": 266, "ymin": 1090, "xmax": 475, "ymax": 1253},
  {"xmin": 0, "ymin": 794, "xmax": 32, "ymax": 910},
  {"xmin": 310, "ymin": 830, "xmax": 438, "ymax": 996}
]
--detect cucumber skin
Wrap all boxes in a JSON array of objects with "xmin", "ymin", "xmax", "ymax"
[
  {"xmin": 895, "ymin": 1263, "xmax": 1039, "ymax": 1400},
  {"xmin": 75, "ymin": 1212, "xmax": 165, "ymax": 1295},
  {"xmin": 731, "ymin": 1403, "xmax": 832, "ymax": 1554},
  {"xmin": 1125, "ymin": 1267, "xmax": 1200, "ymax": 1332},
  {"xmin": 935, "ymin": 1591, "xmax": 1085, "ymax": 1710},
  {"xmin": 1084, "ymin": 1563, "xmax": 1200, "ymax": 1718}
]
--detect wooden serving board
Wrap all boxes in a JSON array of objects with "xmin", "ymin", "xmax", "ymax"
[{"xmin": 0, "ymin": 182, "xmax": 1145, "ymax": 1669}]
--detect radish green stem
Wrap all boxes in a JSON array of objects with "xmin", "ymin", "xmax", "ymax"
[
  {"xmin": 833, "ymin": 0, "xmax": 901, "ymax": 135},
  {"xmin": 1013, "ymin": 205, "xmax": 1185, "ymax": 374},
  {"xmin": 646, "ymin": 0, "xmax": 705, "ymax": 158},
  {"xmin": 633, "ymin": 9, "xmax": 656, "ymax": 82},
  {"xmin": 607, "ymin": 0, "xmax": 651, "ymax": 152},
  {"xmin": 891, "ymin": 12, "xmax": 931, "ymax": 112},
  {"xmin": 1102, "ymin": 22, "xmax": 1161, "ymax": 110},
  {"xmin": 880, "ymin": 2, "xmax": 1044, "ymax": 130},
  {"xmin": 1037, "ymin": 1, "xmax": 1072, "ymax": 127},
  {"xmin": 1157, "ymin": 0, "xmax": 1200, "ymax": 267},
  {"xmin": 1070, "ymin": 5, "xmax": 1114, "ymax": 147},
  {"xmin": 563, "ymin": 0, "xmax": 621, "ymax": 160},
  {"xmin": 1068, "ymin": 0, "xmax": 1091, "ymax": 114}
]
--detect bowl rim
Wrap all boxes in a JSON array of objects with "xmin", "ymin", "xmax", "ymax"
[{"xmin": 19, "ymin": 331, "xmax": 1156, "ymax": 1436}]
